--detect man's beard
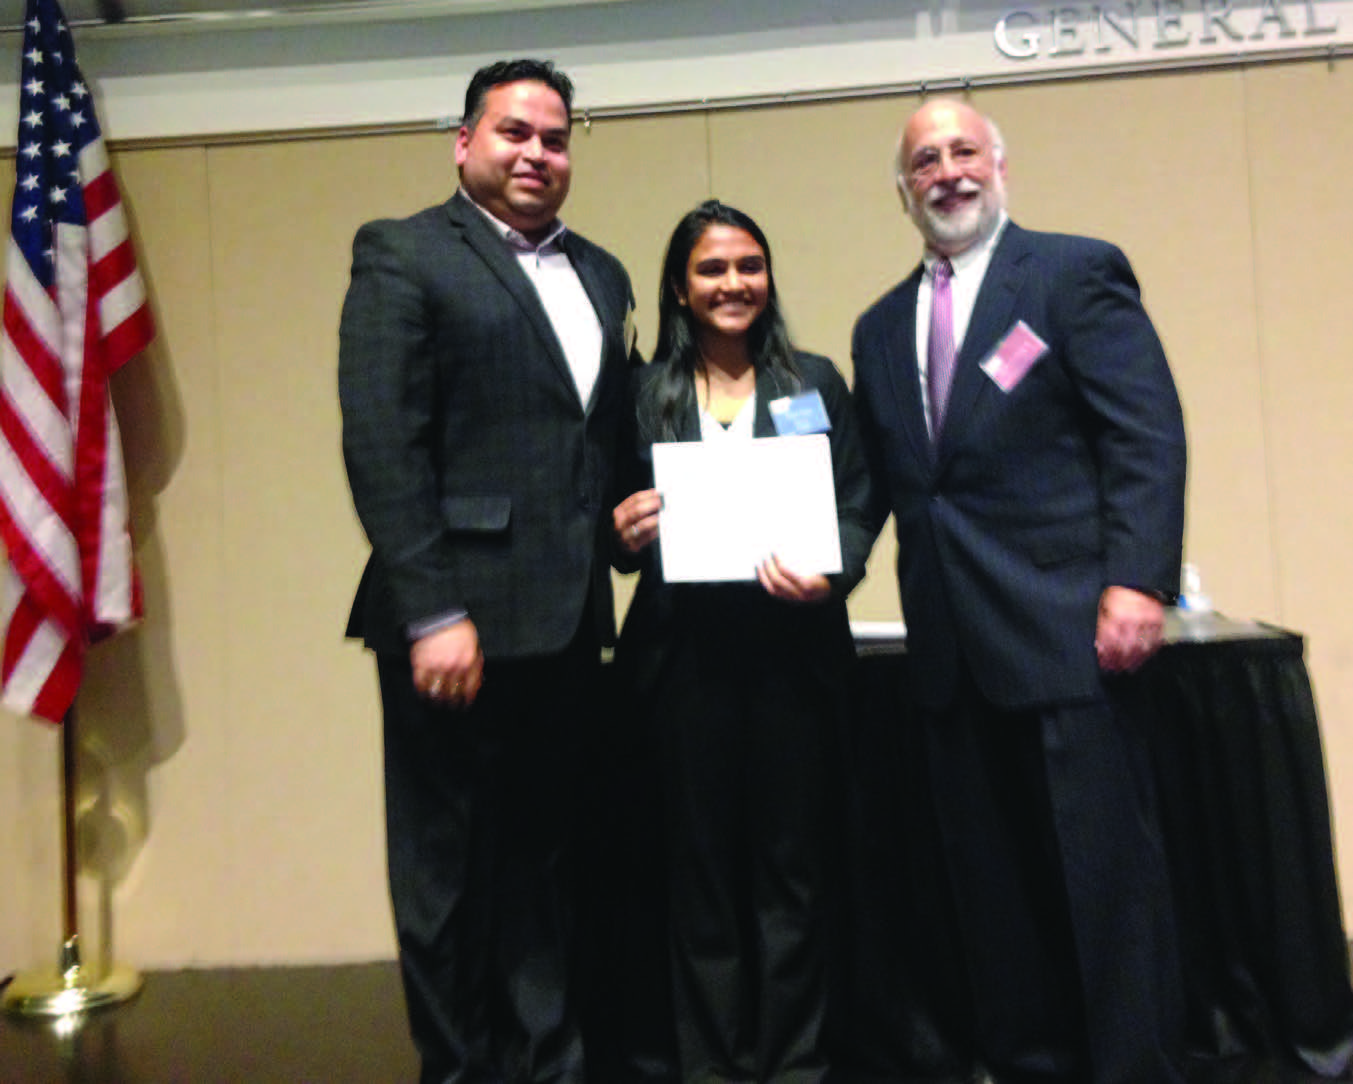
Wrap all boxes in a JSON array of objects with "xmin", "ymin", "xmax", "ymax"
[{"xmin": 911, "ymin": 176, "xmax": 1004, "ymax": 252}]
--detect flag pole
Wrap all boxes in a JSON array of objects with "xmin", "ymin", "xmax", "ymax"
[
  {"xmin": 3, "ymin": 0, "xmax": 157, "ymax": 1019},
  {"xmin": 1, "ymin": 703, "xmax": 142, "ymax": 1018}
]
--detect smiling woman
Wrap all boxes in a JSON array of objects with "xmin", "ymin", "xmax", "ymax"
[
  {"xmin": 680, "ymin": 223, "xmax": 770, "ymax": 372},
  {"xmin": 608, "ymin": 199, "xmax": 880, "ymax": 1083}
]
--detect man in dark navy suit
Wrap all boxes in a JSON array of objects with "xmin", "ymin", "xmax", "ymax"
[
  {"xmin": 852, "ymin": 98, "xmax": 1188, "ymax": 1083},
  {"xmin": 339, "ymin": 58, "xmax": 636, "ymax": 1084}
]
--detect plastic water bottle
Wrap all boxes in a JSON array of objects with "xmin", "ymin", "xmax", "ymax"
[
  {"xmin": 1178, "ymin": 563, "xmax": 1212, "ymax": 614},
  {"xmin": 1175, "ymin": 563, "xmax": 1218, "ymax": 640}
]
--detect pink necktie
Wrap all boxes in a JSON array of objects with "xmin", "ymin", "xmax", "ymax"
[{"xmin": 927, "ymin": 258, "xmax": 955, "ymax": 440}]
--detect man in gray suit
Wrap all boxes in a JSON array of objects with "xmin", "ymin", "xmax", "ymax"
[
  {"xmin": 339, "ymin": 58, "xmax": 636, "ymax": 1084},
  {"xmin": 852, "ymin": 99, "xmax": 1187, "ymax": 1082}
]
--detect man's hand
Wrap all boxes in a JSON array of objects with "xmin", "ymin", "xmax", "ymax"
[
  {"xmin": 1095, "ymin": 586, "xmax": 1166, "ymax": 673},
  {"xmin": 411, "ymin": 620, "xmax": 484, "ymax": 709}
]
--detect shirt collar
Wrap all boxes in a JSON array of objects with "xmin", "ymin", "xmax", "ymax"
[{"xmin": 461, "ymin": 188, "xmax": 568, "ymax": 253}]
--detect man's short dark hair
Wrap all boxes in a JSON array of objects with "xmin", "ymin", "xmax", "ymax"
[{"xmin": 462, "ymin": 59, "xmax": 575, "ymax": 131}]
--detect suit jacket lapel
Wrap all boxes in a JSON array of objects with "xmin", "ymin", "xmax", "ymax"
[
  {"xmin": 884, "ymin": 268, "xmax": 935, "ymax": 470},
  {"xmin": 937, "ymin": 223, "xmax": 1030, "ymax": 461},
  {"xmin": 446, "ymin": 192, "xmax": 583, "ymax": 405},
  {"xmin": 676, "ymin": 396, "xmax": 702, "ymax": 442},
  {"xmin": 564, "ymin": 233, "xmax": 628, "ymax": 414},
  {"xmin": 752, "ymin": 364, "xmax": 797, "ymax": 437}
]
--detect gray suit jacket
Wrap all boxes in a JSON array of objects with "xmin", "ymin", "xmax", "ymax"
[
  {"xmin": 852, "ymin": 222, "xmax": 1187, "ymax": 710},
  {"xmin": 339, "ymin": 190, "xmax": 636, "ymax": 658}
]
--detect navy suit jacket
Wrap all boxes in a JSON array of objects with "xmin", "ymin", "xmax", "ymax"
[
  {"xmin": 339, "ymin": 190, "xmax": 636, "ymax": 658},
  {"xmin": 852, "ymin": 222, "xmax": 1187, "ymax": 710}
]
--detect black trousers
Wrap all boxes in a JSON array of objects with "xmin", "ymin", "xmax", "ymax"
[
  {"xmin": 646, "ymin": 595, "xmax": 838, "ymax": 1084},
  {"xmin": 377, "ymin": 631, "xmax": 602, "ymax": 1084},
  {"xmin": 920, "ymin": 677, "xmax": 1185, "ymax": 1084}
]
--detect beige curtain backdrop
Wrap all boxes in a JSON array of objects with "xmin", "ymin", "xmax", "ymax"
[{"xmin": 2, "ymin": 58, "xmax": 1351, "ymax": 971}]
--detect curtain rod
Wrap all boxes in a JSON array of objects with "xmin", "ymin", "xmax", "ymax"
[{"xmin": 0, "ymin": 42, "xmax": 1345, "ymax": 155}]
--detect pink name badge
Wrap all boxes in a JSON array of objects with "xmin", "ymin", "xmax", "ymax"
[{"xmin": 980, "ymin": 321, "xmax": 1048, "ymax": 392}]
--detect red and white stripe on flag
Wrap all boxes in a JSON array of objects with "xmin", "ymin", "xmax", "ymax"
[{"xmin": 0, "ymin": 0, "xmax": 154, "ymax": 723}]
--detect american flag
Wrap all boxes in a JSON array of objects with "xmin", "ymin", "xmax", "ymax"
[{"xmin": 1, "ymin": 0, "xmax": 154, "ymax": 723}]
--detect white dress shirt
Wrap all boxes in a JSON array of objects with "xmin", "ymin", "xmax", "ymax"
[{"xmin": 466, "ymin": 193, "xmax": 604, "ymax": 407}]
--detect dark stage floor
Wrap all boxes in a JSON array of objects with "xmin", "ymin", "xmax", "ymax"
[
  {"xmin": 0, "ymin": 962, "xmax": 1346, "ymax": 1082},
  {"xmin": 0, "ymin": 963, "xmax": 417, "ymax": 1083}
]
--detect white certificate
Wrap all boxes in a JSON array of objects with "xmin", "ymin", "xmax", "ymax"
[{"xmin": 651, "ymin": 434, "xmax": 842, "ymax": 583}]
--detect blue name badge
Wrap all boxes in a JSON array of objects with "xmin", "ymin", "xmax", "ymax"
[{"xmin": 769, "ymin": 390, "xmax": 831, "ymax": 437}]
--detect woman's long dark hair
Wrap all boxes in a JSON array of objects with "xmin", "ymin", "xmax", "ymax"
[{"xmin": 641, "ymin": 200, "xmax": 801, "ymax": 443}]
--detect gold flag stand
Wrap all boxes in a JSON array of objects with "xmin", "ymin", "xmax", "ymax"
[{"xmin": 2, "ymin": 705, "xmax": 143, "ymax": 1018}]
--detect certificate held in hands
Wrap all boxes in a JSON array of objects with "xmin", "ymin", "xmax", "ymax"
[{"xmin": 652, "ymin": 434, "xmax": 842, "ymax": 583}]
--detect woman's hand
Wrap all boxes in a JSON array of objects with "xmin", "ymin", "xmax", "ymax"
[
  {"xmin": 614, "ymin": 488, "xmax": 663, "ymax": 554},
  {"xmin": 757, "ymin": 554, "xmax": 830, "ymax": 603}
]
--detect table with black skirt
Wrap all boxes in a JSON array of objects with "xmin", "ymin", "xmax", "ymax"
[{"xmin": 831, "ymin": 615, "xmax": 1353, "ymax": 1079}]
